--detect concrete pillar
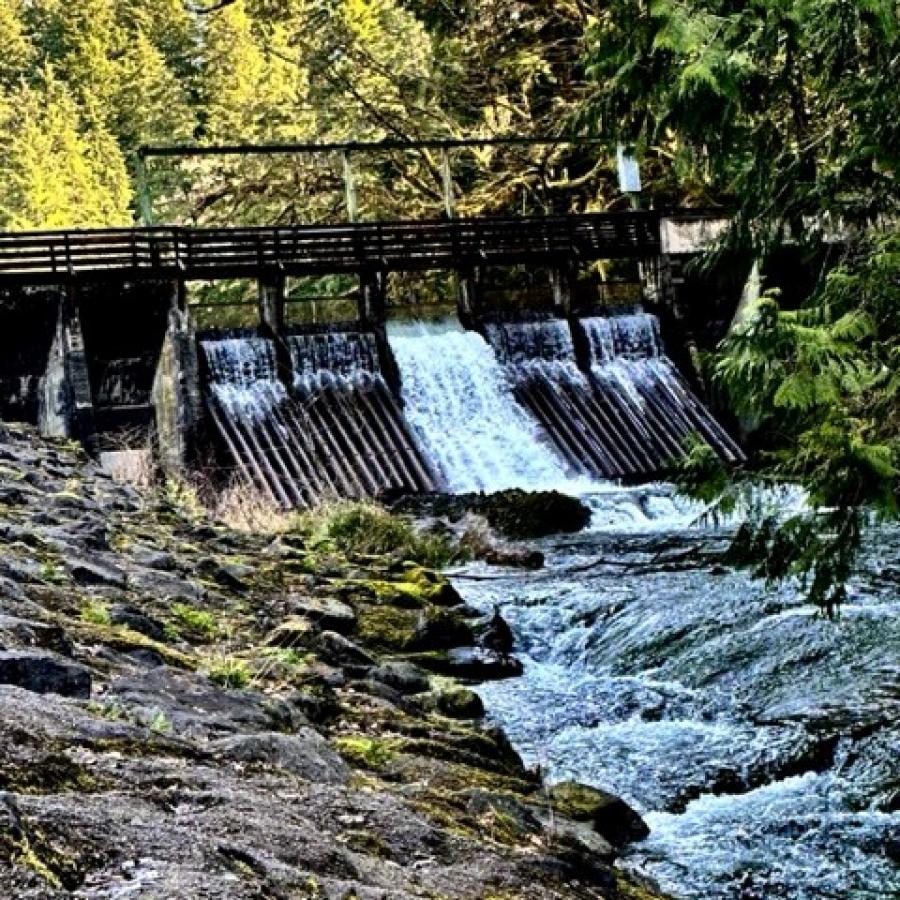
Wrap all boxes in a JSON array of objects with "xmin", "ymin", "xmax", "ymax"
[
  {"xmin": 358, "ymin": 269, "xmax": 386, "ymax": 327},
  {"xmin": 151, "ymin": 307, "xmax": 202, "ymax": 477},
  {"xmin": 550, "ymin": 264, "xmax": 575, "ymax": 316},
  {"xmin": 456, "ymin": 266, "xmax": 482, "ymax": 326},
  {"xmin": 38, "ymin": 287, "xmax": 99, "ymax": 456},
  {"xmin": 258, "ymin": 272, "xmax": 285, "ymax": 335}
]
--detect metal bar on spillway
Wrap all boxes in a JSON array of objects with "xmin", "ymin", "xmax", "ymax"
[
  {"xmin": 316, "ymin": 380, "xmax": 387, "ymax": 495},
  {"xmin": 264, "ymin": 401, "xmax": 326, "ymax": 503},
  {"xmin": 348, "ymin": 381, "xmax": 409, "ymax": 489},
  {"xmin": 364, "ymin": 376, "xmax": 434, "ymax": 491},
  {"xmin": 526, "ymin": 375, "xmax": 623, "ymax": 479},
  {"xmin": 301, "ymin": 389, "xmax": 369, "ymax": 497},
  {"xmin": 512, "ymin": 379, "xmax": 596, "ymax": 477},
  {"xmin": 206, "ymin": 401, "xmax": 287, "ymax": 507},
  {"xmin": 366, "ymin": 378, "xmax": 438, "ymax": 493},
  {"xmin": 329, "ymin": 382, "xmax": 395, "ymax": 493},
  {"xmin": 277, "ymin": 396, "xmax": 341, "ymax": 499}
]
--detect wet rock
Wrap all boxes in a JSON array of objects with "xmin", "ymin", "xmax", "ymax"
[
  {"xmin": 370, "ymin": 660, "xmax": 430, "ymax": 695},
  {"xmin": 263, "ymin": 615, "xmax": 316, "ymax": 648},
  {"xmin": 0, "ymin": 615, "xmax": 72, "ymax": 655},
  {"xmin": 66, "ymin": 556, "xmax": 127, "ymax": 588},
  {"xmin": 431, "ymin": 687, "xmax": 485, "ymax": 719},
  {"xmin": 106, "ymin": 666, "xmax": 297, "ymax": 736},
  {"xmin": 197, "ymin": 557, "xmax": 250, "ymax": 591},
  {"xmin": 129, "ymin": 547, "xmax": 177, "ymax": 571},
  {"xmin": 409, "ymin": 647, "xmax": 523, "ymax": 681},
  {"xmin": 547, "ymin": 781, "xmax": 650, "ymax": 847},
  {"xmin": 287, "ymin": 594, "xmax": 356, "ymax": 634},
  {"xmin": 212, "ymin": 730, "xmax": 350, "ymax": 783},
  {"xmin": 0, "ymin": 650, "xmax": 91, "ymax": 698}
]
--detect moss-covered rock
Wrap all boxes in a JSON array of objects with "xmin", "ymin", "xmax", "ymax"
[{"xmin": 547, "ymin": 781, "xmax": 650, "ymax": 847}]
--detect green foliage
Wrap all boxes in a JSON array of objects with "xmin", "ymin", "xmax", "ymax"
[
  {"xmin": 678, "ymin": 230, "xmax": 900, "ymax": 614},
  {"xmin": 581, "ymin": 0, "xmax": 899, "ymax": 239},
  {"xmin": 170, "ymin": 603, "xmax": 218, "ymax": 639},
  {"xmin": 80, "ymin": 599, "xmax": 112, "ymax": 626},
  {"xmin": 299, "ymin": 501, "xmax": 456, "ymax": 567},
  {"xmin": 205, "ymin": 654, "xmax": 251, "ymax": 688},
  {"xmin": 0, "ymin": 0, "xmax": 613, "ymax": 226}
]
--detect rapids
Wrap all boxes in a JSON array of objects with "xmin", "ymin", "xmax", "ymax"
[{"xmin": 450, "ymin": 490, "xmax": 900, "ymax": 898}]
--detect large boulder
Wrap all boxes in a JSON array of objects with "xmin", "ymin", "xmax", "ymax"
[
  {"xmin": 408, "ymin": 647, "xmax": 523, "ymax": 682},
  {"xmin": 482, "ymin": 490, "xmax": 591, "ymax": 539},
  {"xmin": 370, "ymin": 661, "xmax": 431, "ymax": 695},
  {"xmin": 547, "ymin": 781, "xmax": 649, "ymax": 847},
  {"xmin": 0, "ymin": 650, "xmax": 91, "ymax": 698},
  {"xmin": 212, "ymin": 730, "xmax": 350, "ymax": 784}
]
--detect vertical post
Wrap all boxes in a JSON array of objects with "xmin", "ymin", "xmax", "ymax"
[
  {"xmin": 358, "ymin": 268, "xmax": 386, "ymax": 327},
  {"xmin": 441, "ymin": 148, "xmax": 455, "ymax": 219},
  {"xmin": 258, "ymin": 272, "xmax": 285, "ymax": 336},
  {"xmin": 135, "ymin": 152, "xmax": 155, "ymax": 226},
  {"xmin": 342, "ymin": 150, "xmax": 358, "ymax": 223},
  {"xmin": 550, "ymin": 264, "xmax": 574, "ymax": 317},
  {"xmin": 456, "ymin": 265, "xmax": 481, "ymax": 326}
]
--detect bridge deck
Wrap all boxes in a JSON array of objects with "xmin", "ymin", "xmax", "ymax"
[{"xmin": 0, "ymin": 213, "xmax": 660, "ymax": 285}]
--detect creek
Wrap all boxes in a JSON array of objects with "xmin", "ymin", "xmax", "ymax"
[{"xmin": 450, "ymin": 486, "xmax": 900, "ymax": 899}]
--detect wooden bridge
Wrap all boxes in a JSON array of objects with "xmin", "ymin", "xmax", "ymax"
[{"xmin": 0, "ymin": 212, "xmax": 660, "ymax": 286}]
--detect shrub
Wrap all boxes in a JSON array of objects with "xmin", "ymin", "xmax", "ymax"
[
  {"xmin": 170, "ymin": 603, "xmax": 218, "ymax": 639},
  {"xmin": 298, "ymin": 501, "xmax": 456, "ymax": 566},
  {"xmin": 205, "ymin": 655, "xmax": 251, "ymax": 689},
  {"xmin": 80, "ymin": 599, "xmax": 111, "ymax": 626}
]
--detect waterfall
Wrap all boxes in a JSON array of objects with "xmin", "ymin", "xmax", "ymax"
[
  {"xmin": 483, "ymin": 314, "xmax": 743, "ymax": 480},
  {"xmin": 484, "ymin": 317, "xmax": 654, "ymax": 480},
  {"xmin": 387, "ymin": 319, "xmax": 576, "ymax": 493}
]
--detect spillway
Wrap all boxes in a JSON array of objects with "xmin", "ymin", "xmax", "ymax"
[
  {"xmin": 581, "ymin": 313, "xmax": 743, "ymax": 467},
  {"xmin": 201, "ymin": 329, "xmax": 437, "ymax": 506},
  {"xmin": 484, "ymin": 312, "xmax": 742, "ymax": 479},
  {"xmin": 387, "ymin": 319, "xmax": 575, "ymax": 493},
  {"xmin": 286, "ymin": 330, "xmax": 438, "ymax": 498}
]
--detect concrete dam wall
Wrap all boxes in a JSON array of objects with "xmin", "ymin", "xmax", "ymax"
[{"xmin": 0, "ymin": 280, "xmax": 743, "ymax": 505}]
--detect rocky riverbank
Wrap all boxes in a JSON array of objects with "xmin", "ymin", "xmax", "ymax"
[{"xmin": 0, "ymin": 423, "xmax": 662, "ymax": 900}]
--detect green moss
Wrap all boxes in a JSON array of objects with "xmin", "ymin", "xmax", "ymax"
[
  {"xmin": 355, "ymin": 604, "xmax": 418, "ymax": 650},
  {"xmin": 0, "ymin": 752, "xmax": 97, "ymax": 795},
  {"xmin": 80, "ymin": 598, "xmax": 111, "ymax": 626},
  {"xmin": 69, "ymin": 620, "xmax": 193, "ymax": 667},
  {"xmin": 333, "ymin": 736, "xmax": 398, "ymax": 771},
  {"xmin": 340, "ymin": 829, "xmax": 391, "ymax": 858}
]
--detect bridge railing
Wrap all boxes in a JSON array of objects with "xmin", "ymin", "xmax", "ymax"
[{"xmin": 0, "ymin": 213, "xmax": 661, "ymax": 285}]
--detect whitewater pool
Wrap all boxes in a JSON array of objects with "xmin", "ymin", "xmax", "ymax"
[{"xmin": 451, "ymin": 488, "xmax": 900, "ymax": 899}]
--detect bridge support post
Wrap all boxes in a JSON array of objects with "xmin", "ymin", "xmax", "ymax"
[
  {"xmin": 152, "ymin": 308, "xmax": 202, "ymax": 477},
  {"xmin": 38, "ymin": 286, "xmax": 99, "ymax": 457},
  {"xmin": 550, "ymin": 263, "xmax": 576, "ymax": 317},
  {"xmin": 258, "ymin": 272, "xmax": 286, "ymax": 335},
  {"xmin": 358, "ymin": 268, "xmax": 386, "ymax": 327},
  {"xmin": 456, "ymin": 266, "xmax": 482, "ymax": 327}
]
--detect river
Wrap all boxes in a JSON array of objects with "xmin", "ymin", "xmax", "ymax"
[{"xmin": 449, "ymin": 485, "xmax": 900, "ymax": 899}]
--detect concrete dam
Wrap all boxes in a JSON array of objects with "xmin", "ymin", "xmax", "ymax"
[{"xmin": 0, "ymin": 213, "xmax": 743, "ymax": 502}]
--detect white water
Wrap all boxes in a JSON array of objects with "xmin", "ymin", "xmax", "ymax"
[
  {"xmin": 387, "ymin": 319, "xmax": 585, "ymax": 493},
  {"xmin": 201, "ymin": 336, "xmax": 286, "ymax": 420},
  {"xmin": 453, "ymin": 519, "xmax": 900, "ymax": 899}
]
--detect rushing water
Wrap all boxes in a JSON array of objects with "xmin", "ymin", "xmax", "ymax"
[
  {"xmin": 387, "ymin": 319, "xmax": 583, "ymax": 493},
  {"xmin": 201, "ymin": 335, "xmax": 286, "ymax": 419},
  {"xmin": 451, "ymin": 491, "xmax": 900, "ymax": 899}
]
